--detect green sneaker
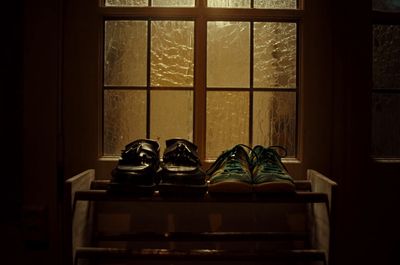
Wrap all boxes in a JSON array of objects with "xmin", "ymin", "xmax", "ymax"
[
  {"xmin": 251, "ymin": 145, "xmax": 295, "ymax": 193},
  {"xmin": 206, "ymin": 144, "xmax": 253, "ymax": 194}
]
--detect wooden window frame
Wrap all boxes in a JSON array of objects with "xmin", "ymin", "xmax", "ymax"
[{"xmin": 99, "ymin": 1, "xmax": 304, "ymax": 166}]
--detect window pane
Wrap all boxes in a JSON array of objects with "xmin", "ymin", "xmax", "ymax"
[
  {"xmin": 105, "ymin": 0, "xmax": 148, "ymax": 7},
  {"xmin": 104, "ymin": 90, "xmax": 147, "ymax": 156},
  {"xmin": 254, "ymin": 22, "xmax": 296, "ymax": 88},
  {"xmin": 206, "ymin": 91, "xmax": 249, "ymax": 160},
  {"xmin": 253, "ymin": 92, "xmax": 296, "ymax": 157},
  {"xmin": 207, "ymin": 21, "xmax": 250, "ymax": 88},
  {"xmin": 208, "ymin": 0, "xmax": 250, "ymax": 8},
  {"xmin": 152, "ymin": 0, "xmax": 195, "ymax": 7},
  {"xmin": 150, "ymin": 90, "xmax": 193, "ymax": 154},
  {"xmin": 254, "ymin": 0, "xmax": 297, "ymax": 9},
  {"xmin": 151, "ymin": 21, "xmax": 194, "ymax": 87},
  {"xmin": 373, "ymin": 25, "xmax": 400, "ymax": 89},
  {"xmin": 372, "ymin": 93, "xmax": 400, "ymax": 157},
  {"xmin": 208, "ymin": 0, "xmax": 297, "ymax": 9},
  {"xmin": 104, "ymin": 21, "xmax": 147, "ymax": 86},
  {"xmin": 372, "ymin": 0, "xmax": 400, "ymax": 11}
]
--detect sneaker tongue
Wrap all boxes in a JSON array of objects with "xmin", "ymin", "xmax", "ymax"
[
  {"xmin": 231, "ymin": 145, "xmax": 249, "ymax": 162},
  {"xmin": 256, "ymin": 148, "xmax": 288, "ymax": 174},
  {"xmin": 262, "ymin": 149, "xmax": 278, "ymax": 162},
  {"xmin": 251, "ymin": 146, "xmax": 279, "ymax": 167},
  {"xmin": 251, "ymin": 145, "xmax": 263, "ymax": 158}
]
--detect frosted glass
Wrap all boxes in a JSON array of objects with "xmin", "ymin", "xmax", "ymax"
[
  {"xmin": 373, "ymin": 0, "xmax": 400, "ymax": 10},
  {"xmin": 254, "ymin": 0, "xmax": 297, "ymax": 9},
  {"xmin": 152, "ymin": 0, "xmax": 195, "ymax": 7},
  {"xmin": 208, "ymin": 0, "xmax": 250, "ymax": 8},
  {"xmin": 371, "ymin": 93, "xmax": 400, "ymax": 157},
  {"xmin": 151, "ymin": 21, "xmax": 194, "ymax": 87},
  {"xmin": 253, "ymin": 92, "xmax": 296, "ymax": 157},
  {"xmin": 206, "ymin": 92, "xmax": 249, "ymax": 160},
  {"xmin": 373, "ymin": 25, "xmax": 400, "ymax": 89},
  {"xmin": 104, "ymin": 90, "xmax": 147, "ymax": 156},
  {"xmin": 207, "ymin": 21, "xmax": 250, "ymax": 88},
  {"xmin": 208, "ymin": 0, "xmax": 296, "ymax": 9},
  {"xmin": 254, "ymin": 22, "xmax": 297, "ymax": 88},
  {"xmin": 150, "ymin": 91, "xmax": 193, "ymax": 154},
  {"xmin": 104, "ymin": 21, "xmax": 147, "ymax": 86},
  {"xmin": 105, "ymin": 0, "xmax": 147, "ymax": 6}
]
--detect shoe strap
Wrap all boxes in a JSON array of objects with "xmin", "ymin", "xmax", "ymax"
[
  {"xmin": 121, "ymin": 139, "xmax": 159, "ymax": 163},
  {"xmin": 166, "ymin": 138, "xmax": 198, "ymax": 152},
  {"xmin": 163, "ymin": 140, "xmax": 200, "ymax": 166},
  {"xmin": 124, "ymin": 139, "xmax": 159, "ymax": 153}
]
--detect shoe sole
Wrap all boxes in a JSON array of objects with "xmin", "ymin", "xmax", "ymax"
[
  {"xmin": 207, "ymin": 180, "xmax": 252, "ymax": 194},
  {"xmin": 253, "ymin": 181, "xmax": 295, "ymax": 193}
]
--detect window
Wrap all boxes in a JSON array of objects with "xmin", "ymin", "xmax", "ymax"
[
  {"xmin": 64, "ymin": 0, "xmax": 333, "ymax": 180},
  {"xmin": 372, "ymin": 0, "xmax": 400, "ymax": 158},
  {"xmin": 102, "ymin": 0, "xmax": 299, "ymax": 162}
]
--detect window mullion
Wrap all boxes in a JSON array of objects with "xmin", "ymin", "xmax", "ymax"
[
  {"xmin": 249, "ymin": 21, "xmax": 254, "ymax": 146},
  {"xmin": 146, "ymin": 19, "xmax": 151, "ymax": 139},
  {"xmin": 194, "ymin": 7, "xmax": 207, "ymax": 162}
]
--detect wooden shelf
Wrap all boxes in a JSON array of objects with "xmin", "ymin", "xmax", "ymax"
[
  {"xmin": 76, "ymin": 247, "xmax": 326, "ymax": 263},
  {"xmin": 74, "ymin": 189, "xmax": 329, "ymax": 205},
  {"xmin": 90, "ymin": 179, "xmax": 313, "ymax": 191},
  {"xmin": 94, "ymin": 231, "xmax": 309, "ymax": 242},
  {"xmin": 65, "ymin": 169, "xmax": 337, "ymax": 265}
]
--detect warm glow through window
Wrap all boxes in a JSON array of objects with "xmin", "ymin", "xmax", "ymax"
[{"xmin": 102, "ymin": 0, "xmax": 299, "ymax": 160}]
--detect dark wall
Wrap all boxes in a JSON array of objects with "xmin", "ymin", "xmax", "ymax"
[
  {"xmin": 2, "ymin": 1, "xmax": 24, "ymax": 264},
  {"xmin": 2, "ymin": 0, "xmax": 23, "ymax": 220},
  {"xmin": 2, "ymin": 0, "xmax": 61, "ymax": 264}
]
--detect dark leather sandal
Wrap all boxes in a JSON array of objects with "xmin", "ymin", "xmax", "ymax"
[
  {"xmin": 157, "ymin": 138, "xmax": 207, "ymax": 197},
  {"xmin": 108, "ymin": 139, "xmax": 160, "ymax": 196}
]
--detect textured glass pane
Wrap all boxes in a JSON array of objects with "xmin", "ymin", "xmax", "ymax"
[
  {"xmin": 152, "ymin": 0, "xmax": 195, "ymax": 7},
  {"xmin": 151, "ymin": 21, "xmax": 194, "ymax": 87},
  {"xmin": 104, "ymin": 21, "xmax": 147, "ymax": 86},
  {"xmin": 206, "ymin": 92, "xmax": 249, "ymax": 160},
  {"xmin": 105, "ymin": 0, "xmax": 148, "ymax": 7},
  {"xmin": 373, "ymin": 25, "xmax": 400, "ymax": 89},
  {"xmin": 254, "ymin": 22, "xmax": 297, "ymax": 88},
  {"xmin": 104, "ymin": 90, "xmax": 147, "ymax": 156},
  {"xmin": 254, "ymin": 0, "xmax": 297, "ymax": 9},
  {"xmin": 372, "ymin": 93, "xmax": 400, "ymax": 157},
  {"xmin": 208, "ymin": 0, "xmax": 250, "ymax": 8},
  {"xmin": 150, "ymin": 91, "xmax": 193, "ymax": 154},
  {"xmin": 253, "ymin": 92, "xmax": 296, "ymax": 157},
  {"xmin": 207, "ymin": 22, "xmax": 250, "ymax": 88},
  {"xmin": 373, "ymin": 0, "xmax": 400, "ymax": 11},
  {"xmin": 208, "ymin": 0, "xmax": 296, "ymax": 9}
]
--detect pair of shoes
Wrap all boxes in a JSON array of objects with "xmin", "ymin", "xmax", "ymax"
[
  {"xmin": 108, "ymin": 138, "xmax": 207, "ymax": 197},
  {"xmin": 206, "ymin": 144, "xmax": 295, "ymax": 194}
]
